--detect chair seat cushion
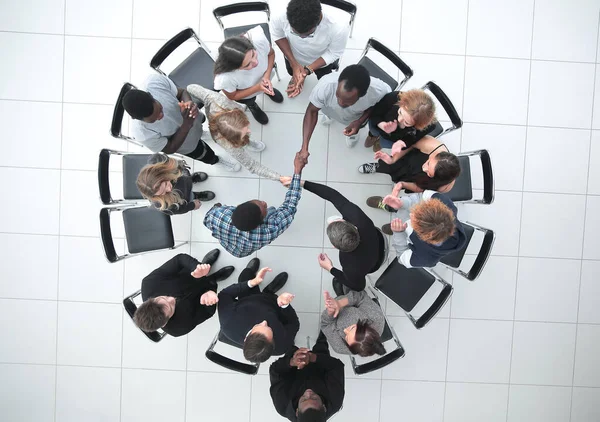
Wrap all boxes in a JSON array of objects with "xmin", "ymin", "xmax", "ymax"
[
  {"xmin": 224, "ymin": 23, "xmax": 272, "ymax": 44},
  {"xmin": 358, "ymin": 56, "xmax": 397, "ymax": 91},
  {"xmin": 426, "ymin": 121, "xmax": 443, "ymax": 138},
  {"xmin": 375, "ymin": 260, "xmax": 435, "ymax": 312},
  {"xmin": 447, "ymin": 155, "xmax": 473, "ymax": 202},
  {"xmin": 123, "ymin": 207, "xmax": 174, "ymax": 253},
  {"xmin": 122, "ymin": 154, "xmax": 152, "ymax": 200},
  {"xmin": 440, "ymin": 223, "xmax": 474, "ymax": 268},
  {"xmin": 169, "ymin": 47, "xmax": 216, "ymax": 90}
]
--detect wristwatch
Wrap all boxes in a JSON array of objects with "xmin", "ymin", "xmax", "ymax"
[{"xmin": 304, "ymin": 65, "xmax": 313, "ymax": 75}]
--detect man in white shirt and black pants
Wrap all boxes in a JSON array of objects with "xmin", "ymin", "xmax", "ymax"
[{"xmin": 271, "ymin": 0, "xmax": 350, "ymax": 98}]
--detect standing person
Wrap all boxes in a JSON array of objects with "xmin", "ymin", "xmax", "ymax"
[
  {"xmin": 122, "ymin": 74, "xmax": 239, "ymax": 171},
  {"xmin": 136, "ymin": 153, "xmax": 215, "ymax": 216},
  {"xmin": 269, "ymin": 332, "xmax": 345, "ymax": 422},
  {"xmin": 218, "ymin": 259, "xmax": 299, "ymax": 363},
  {"xmin": 363, "ymin": 89, "xmax": 437, "ymax": 152},
  {"xmin": 203, "ymin": 152, "xmax": 306, "ymax": 258},
  {"xmin": 271, "ymin": 0, "xmax": 350, "ymax": 98},
  {"xmin": 213, "ymin": 26, "xmax": 282, "ymax": 125},
  {"xmin": 133, "ymin": 251, "xmax": 234, "ymax": 337},
  {"xmin": 186, "ymin": 84, "xmax": 283, "ymax": 180},
  {"xmin": 300, "ymin": 64, "xmax": 391, "ymax": 152}
]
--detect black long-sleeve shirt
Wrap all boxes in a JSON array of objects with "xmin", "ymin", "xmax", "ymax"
[
  {"xmin": 269, "ymin": 347, "xmax": 345, "ymax": 422},
  {"xmin": 141, "ymin": 253, "xmax": 217, "ymax": 337},
  {"xmin": 303, "ymin": 181, "xmax": 382, "ymax": 291},
  {"xmin": 217, "ymin": 283, "xmax": 300, "ymax": 355},
  {"xmin": 370, "ymin": 91, "xmax": 434, "ymax": 149},
  {"xmin": 152, "ymin": 174, "xmax": 195, "ymax": 215}
]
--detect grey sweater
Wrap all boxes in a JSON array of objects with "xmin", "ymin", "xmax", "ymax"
[{"xmin": 320, "ymin": 290, "xmax": 386, "ymax": 355}]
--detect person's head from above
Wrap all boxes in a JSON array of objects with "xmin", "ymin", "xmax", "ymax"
[
  {"xmin": 243, "ymin": 320, "xmax": 274, "ymax": 362},
  {"xmin": 133, "ymin": 296, "xmax": 176, "ymax": 332},
  {"xmin": 231, "ymin": 200, "xmax": 268, "ymax": 231},
  {"xmin": 214, "ymin": 36, "xmax": 257, "ymax": 75},
  {"xmin": 396, "ymin": 89, "xmax": 437, "ymax": 130},
  {"xmin": 287, "ymin": 0, "xmax": 322, "ymax": 37},
  {"xmin": 208, "ymin": 108, "xmax": 251, "ymax": 148},
  {"xmin": 343, "ymin": 319, "xmax": 386, "ymax": 357},
  {"xmin": 296, "ymin": 389, "xmax": 327, "ymax": 421},
  {"xmin": 326, "ymin": 216, "xmax": 360, "ymax": 253},
  {"xmin": 336, "ymin": 64, "xmax": 371, "ymax": 108},
  {"xmin": 122, "ymin": 89, "xmax": 164, "ymax": 123},
  {"xmin": 410, "ymin": 198, "xmax": 456, "ymax": 245},
  {"xmin": 422, "ymin": 151, "xmax": 461, "ymax": 185},
  {"xmin": 136, "ymin": 154, "xmax": 184, "ymax": 211}
]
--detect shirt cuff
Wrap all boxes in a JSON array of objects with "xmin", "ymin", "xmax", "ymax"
[
  {"xmin": 247, "ymin": 280, "xmax": 254, "ymax": 288},
  {"xmin": 280, "ymin": 303, "xmax": 289, "ymax": 308}
]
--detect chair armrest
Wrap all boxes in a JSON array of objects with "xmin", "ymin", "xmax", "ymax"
[
  {"xmin": 151, "ymin": 28, "xmax": 197, "ymax": 69},
  {"xmin": 480, "ymin": 149, "xmax": 495, "ymax": 204},
  {"xmin": 353, "ymin": 347, "xmax": 405, "ymax": 375},
  {"xmin": 205, "ymin": 350, "xmax": 259, "ymax": 375},
  {"xmin": 366, "ymin": 38, "xmax": 413, "ymax": 79},
  {"xmin": 415, "ymin": 283, "xmax": 453, "ymax": 329},
  {"xmin": 422, "ymin": 81, "xmax": 462, "ymax": 130},
  {"xmin": 99, "ymin": 208, "xmax": 118, "ymax": 263}
]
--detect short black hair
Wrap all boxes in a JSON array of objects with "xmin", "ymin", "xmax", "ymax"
[
  {"xmin": 287, "ymin": 0, "xmax": 322, "ymax": 34},
  {"xmin": 122, "ymin": 89, "xmax": 155, "ymax": 120},
  {"xmin": 243, "ymin": 332, "xmax": 274, "ymax": 363},
  {"xmin": 232, "ymin": 201, "xmax": 263, "ymax": 231},
  {"xmin": 297, "ymin": 408, "xmax": 327, "ymax": 422},
  {"xmin": 339, "ymin": 64, "xmax": 371, "ymax": 98}
]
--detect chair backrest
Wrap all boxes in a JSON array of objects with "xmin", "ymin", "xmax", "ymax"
[
  {"xmin": 123, "ymin": 290, "xmax": 168, "ymax": 343},
  {"xmin": 213, "ymin": 1, "xmax": 270, "ymax": 22},
  {"xmin": 448, "ymin": 150, "xmax": 494, "ymax": 205},
  {"xmin": 321, "ymin": 0, "xmax": 357, "ymax": 21},
  {"xmin": 205, "ymin": 330, "xmax": 260, "ymax": 375},
  {"xmin": 446, "ymin": 155, "xmax": 473, "ymax": 202},
  {"xmin": 440, "ymin": 221, "xmax": 495, "ymax": 281},
  {"xmin": 99, "ymin": 207, "xmax": 119, "ymax": 263},
  {"xmin": 421, "ymin": 81, "xmax": 462, "ymax": 138},
  {"xmin": 358, "ymin": 38, "xmax": 413, "ymax": 91},
  {"xmin": 111, "ymin": 82, "xmax": 136, "ymax": 139},
  {"xmin": 98, "ymin": 149, "xmax": 114, "ymax": 205}
]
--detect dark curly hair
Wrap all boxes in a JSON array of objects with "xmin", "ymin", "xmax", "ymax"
[{"xmin": 287, "ymin": 0, "xmax": 322, "ymax": 34}]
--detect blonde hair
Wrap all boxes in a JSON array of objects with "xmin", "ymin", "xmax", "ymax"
[
  {"xmin": 398, "ymin": 89, "xmax": 437, "ymax": 130},
  {"xmin": 208, "ymin": 108, "xmax": 250, "ymax": 148},
  {"xmin": 136, "ymin": 155, "xmax": 185, "ymax": 211},
  {"xmin": 411, "ymin": 198, "xmax": 455, "ymax": 244}
]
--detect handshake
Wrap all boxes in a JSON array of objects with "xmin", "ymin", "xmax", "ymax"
[{"xmin": 278, "ymin": 150, "xmax": 310, "ymax": 187}]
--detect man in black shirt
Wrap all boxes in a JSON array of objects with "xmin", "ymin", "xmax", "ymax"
[
  {"xmin": 270, "ymin": 331, "xmax": 345, "ymax": 422},
  {"xmin": 134, "ymin": 250, "xmax": 234, "ymax": 337}
]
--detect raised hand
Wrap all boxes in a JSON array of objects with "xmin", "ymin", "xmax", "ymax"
[
  {"xmin": 317, "ymin": 253, "xmax": 333, "ymax": 271},
  {"xmin": 391, "ymin": 140, "xmax": 407, "ymax": 155},
  {"xmin": 290, "ymin": 347, "xmax": 310, "ymax": 369},
  {"xmin": 374, "ymin": 151, "xmax": 393, "ymax": 164},
  {"xmin": 191, "ymin": 263, "xmax": 211, "ymax": 278},
  {"xmin": 390, "ymin": 218, "xmax": 408, "ymax": 232},
  {"xmin": 200, "ymin": 291, "xmax": 219, "ymax": 306},
  {"xmin": 379, "ymin": 120, "xmax": 398, "ymax": 134},
  {"xmin": 323, "ymin": 291, "xmax": 340, "ymax": 317},
  {"xmin": 277, "ymin": 292, "xmax": 295, "ymax": 307},
  {"xmin": 249, "ymin": 267, "xmax": 272, "ymax": 287},
  {"xmin": 382, "ymin": 194, "xmax": 402, "ymax": 210}
]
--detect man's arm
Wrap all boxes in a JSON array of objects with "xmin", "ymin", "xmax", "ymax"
[
  {"xmin": 177, "ymin": 88, "xmax": 192, "ymax": 102},
  {"xmin": 161, "ymin": 114, "xmax": 196, "ymax": 154},
  {"xmin": 329, "ymin": 268, "xmax": 365, "ymax": 292},
  {"xmin": 269, "ymin": 348, "xmax": 299, "ymax": 417},
  {"xmin": 275, "ymin": 38, "xmax": 305, "ymax": 77},
  {"xmin": 319, "ymin": 23, "xmax": 350, "ymax": 67},
  {"xmin": 302, "ymin": 181, "xmax": 351, "ymax": 214},
  {"xmin": 278, "ymin": 305, "xmax": 300, "ymax": 351},
  {"xmin": 216, "ymin": 281, "xmax": 253, "ymax": 309},
  {"xmin": 301, "ymin": 103, "xmax": 320, "ymax": 153},
  {"xmin": 146, "ymin": 254, "xmax": 200, "ymax": 279}
]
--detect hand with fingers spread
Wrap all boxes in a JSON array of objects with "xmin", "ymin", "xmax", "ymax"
[
  {"xmin": 249, "ymin": 267, "xmax": 272, "ymax": 287},
  {"xmin": 374, "ymin": 150, "xmax": 393, "ymax": 164},
  {"xmin": 277, "ymin": 292, "xmax": 295, "ymax": 307},
  {"xmin": 200, "ymin": 291, "xmax": 219, "ymax": 306},
  {"xmin": 379, "ymin": 120, "xmax": 398, "ymax": 134},
  {"xmin": 391, "ymin": 182, "xmax": 404, "ymax": 196},
  {"xmin": 382, "ymin": 194, "xmax": 402, "ymax": 210},
  {"xmin": 289, "ymin": 347, "xmax": 311, "ymax": 369},
  {"xmin": 391, "ymin": 140, "xmax": 407, "ymax": 155},
  {"xmin": 390, "ymin": 218, "xmax": 408, "ymax": 232},
  {"xmin": 191, "ymin": 263, "xmax": 211, "ymax": 278},
  {"xmin": 323, "ymin": 291, "xmax": 340, "ymax": 318},
  {"xmin": 318, "ymin": 253, "xmax": 333, "ymax": 272}
]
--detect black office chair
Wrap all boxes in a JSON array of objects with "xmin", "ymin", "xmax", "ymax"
[
  {"xmin": 371, "ymin": 260, "xmax": 453, "ymax": 329},
  {"xmin": 321, "ymin": 0, "xmax": 358, "ymax": 38},
  {"xmin": 349, "ymin": 287, "xmax": 406, "ymax": 375},
  {"xmin": 99, "ymin": 205, "xmax": 188, "ymax": 263},
  {"xmin": 205, "ymin": 330, "xmax": 260, "ymax": 375},
  {"xmin": 98, "ymin": 149, "xmax": 153, "ymax": 205},
  {"xmin": 439, "ymin": 221, "xmax": 495, "ymax": 281},
  {"xmin": 110, "ymin": 82, "xmax": 145, "ymax": 147},
  {"xmin": 212, "ymin": 1, "xmax": 280, "ymax": 81},
  {"xmin": 123, "ymin": 290, "xmax": 168, "ymax": 343},
  {"xmin": 358, "ymin": 38, "xmax": 413, "ymax": 91},
  {"xmin": 151, "ymin": 28, "xmax": 216, "ymax": 90},
  {"xmin": 421, "ymin": 81, "xmax": 462, "ymax": 139},
  {"xmin": 447, "ymin": 150, "xmax": 495, "ymax": 205}
]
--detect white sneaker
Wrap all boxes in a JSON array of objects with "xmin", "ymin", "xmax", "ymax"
[
  {"xmin": 215, "ymin": 155, "xmax": 241, "ymax": 172},
  {"xmin": 320, "ymin": 114, "xmax": 332, "ymax": 126},
  {"xmin": 245, "ymin": 139, "xmax": 266, "ymax": 153},
  {"xmin": 345, "ymin": 135, "xmax": 359, "ymax": 148}
]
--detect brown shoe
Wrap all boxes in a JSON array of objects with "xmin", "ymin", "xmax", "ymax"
[
  {"xmin": 364, "ymin": 133, "xmax": 380, "ymax": 148},
  {"xmin": 372, "ymin": 138, "xmax": 382, "ymax": 152},
  {"xmin": 381, "ymin": 223, "xmax": 393, "ymax": 236},
  {"xmin": 366, "ymin": 196, "xmax": 385, "ymax": 209}
]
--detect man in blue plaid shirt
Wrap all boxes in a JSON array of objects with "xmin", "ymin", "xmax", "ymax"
[{"xmin": 203, "ymin": 153, "xmax": 307, "ymax": 257}]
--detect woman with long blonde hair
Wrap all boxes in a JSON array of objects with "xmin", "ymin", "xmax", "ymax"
[
  {"xmin": 136, "ymin": 154, "xmax": 215, "ymax": 215},
  {"xmin": 186, "ymin": 84, "xmax": 283, "ymax": 182}
]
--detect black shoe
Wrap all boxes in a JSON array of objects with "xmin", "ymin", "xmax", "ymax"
[
  {"xmin": 381, "ymin": 223, "xmax": 393, "ymax": 236},
  {"xmin": 193, "ymin": 191, "xmax": 216, "ymax": 201},
  {"xmin": 247, "ymin": 102, "xmax": 269, "ymax": 125},
  {"xmin": 192, "ymin": 172, "xmax": 208, "ymax": 183},
  {"xmin": 263, "ymin": 272, "xmax": 288, "ymax": 295},
  {"xmin": 201, "ymin": 248, "xmax": 220, "ymax": 266},
  {"xmin": 332, "ymin": 277, "xmax": 345, "ymax": 297},
  {"xmin": 213, "ymin": 266, "xmax": 235, "ymax": 282},
  {"xmin": 238, "ymin": 258, "xmax": 260, "ymax": 283},
  {"xmin": 246, "ymin": 257, "xmax": 260, "ymax": 275},
  {"xmin": 267, "ymin": 88, "xmax": 284, "ymax": 103}
]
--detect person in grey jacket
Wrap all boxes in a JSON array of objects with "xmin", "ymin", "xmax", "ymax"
[
  {"xmin": 320, "ymin": 288, "xmax": 386, "ymax": 357},
  {"xmin": 187, "ymin": 84, "xmax": 283, "ymax": 181}
]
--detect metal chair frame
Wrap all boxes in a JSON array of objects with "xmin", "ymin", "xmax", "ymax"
[
  {"xmin": 421, "ymin": 80, "xmax": 462, "ymax": 139},
  {"xmin": 321, "ymin": 0, "xmax": 358, "ymax": 38},
  {"xmin": 205, "ymin": 331, "xmax": 260, "ymax": 375},
  {"xmin": 123, "ymin": 289, "xmax": 168, "ymax": 343},
  {"xmin": 358, "ymin": 37, "xmax": 413, "ymax": 90},
  {"xmin": 454, "ymin": 149, "xmax": 495, "ymax": 205}
]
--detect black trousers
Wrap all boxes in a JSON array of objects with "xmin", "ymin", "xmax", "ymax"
[
  {"xmin": 185, "ymin": 139, "xmax": 219, "ymax": 165},
  {"xmin": 237, "ymin": 92, "xmax": 278, "ymax": 106},
  {"xmin": 312, "ymin": 330, "xmax": 330, "ymax": 355},
  {"xmin": 284, "ymin": 58, "xmax": 339, "ymax": 80},
  {"xmin": 237, "ymin": 267, "xmax": 278, "ymax": 299}
]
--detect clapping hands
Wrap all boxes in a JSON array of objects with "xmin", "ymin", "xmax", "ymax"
[
  {"xmin": 191, "ymin": 263, "xmax": 210, "ymax": 278},
  {"xmin": 323, "ymin": 291, "xmax": 340, "ymax": 318}
]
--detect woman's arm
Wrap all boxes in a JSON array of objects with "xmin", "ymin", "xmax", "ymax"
[
  {"xmin": 223, "ymin": 144, "xmax": 281, "ymax": 180},
  {"xmin": 221, "ymin": 83, "xmax": 265, "ymax": 101}
]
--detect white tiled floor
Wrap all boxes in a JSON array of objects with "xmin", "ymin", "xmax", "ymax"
[{"xmin": 0, "ymin": 1, "xmax": 599, "ymax": 421}]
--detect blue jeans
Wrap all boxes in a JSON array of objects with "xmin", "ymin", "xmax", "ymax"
[{"xmin": 368, "ymin": 121, "xmax": 394, "ymax": 149}]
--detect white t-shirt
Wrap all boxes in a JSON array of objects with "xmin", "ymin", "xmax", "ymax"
[
  {"xmin": 131, "ymin": 74, "xmax": 202, "ymax": 154},
  {"xmin": 271, "ymin": 11, "xmax": 349, "ymax": 66},
  {"xmin": 309, "ymin": 73, "xmax": 392, "ymax": 125},
  {"xmin": 213, "ymin": 26, "xmax": 271, "ymax": 100}
]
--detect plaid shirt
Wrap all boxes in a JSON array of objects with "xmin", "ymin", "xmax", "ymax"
[{"xmin": 203, "ymin": 175, "xmax": 302, "ymax": 257}]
